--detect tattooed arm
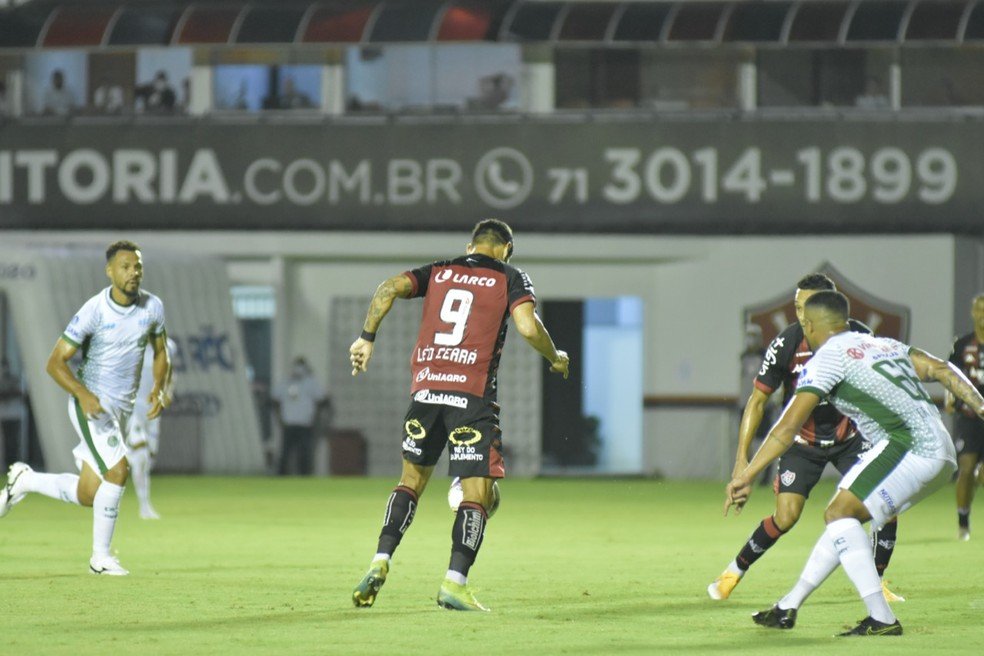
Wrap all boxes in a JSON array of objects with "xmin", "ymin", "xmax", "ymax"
[
  {"xmin": 349, "ymin": 273, "xmax": 415, "ymax": 376},
  {"xmin": 910, "ymin": 348, "xmax": 984, "ymax": 420}
]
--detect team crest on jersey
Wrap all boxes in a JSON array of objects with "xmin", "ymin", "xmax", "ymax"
[{"xmin": 780, "ymin": 470, "xmax": 796, "ymax": 486}]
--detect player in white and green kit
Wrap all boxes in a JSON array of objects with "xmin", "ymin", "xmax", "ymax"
[
  {"xmin": 0, "ymin": 241, "xmax": 171, "ymax": 575},
  {"xmin": 725, "ymin": 291, "xmax": 984, "ymax": 637}
]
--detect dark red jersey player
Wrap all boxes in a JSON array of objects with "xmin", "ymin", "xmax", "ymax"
[
  {"xmin": 348, "ymin": 219, "xmax": 569, "ymax": 612},
  {"xmin": 709, "ymin": 273, "xmax": 902, "ymax": 605},
  {"xmin": 405, "ymin": 255, "xmax": 535, "ymax": 400}
]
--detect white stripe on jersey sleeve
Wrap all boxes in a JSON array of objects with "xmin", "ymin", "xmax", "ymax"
[
  {"xmin": 64, "ymin": 295, "xmax": 101, "ymax": 346},
  {"xmin": 796, "ymin": 342, "xmax": 844, "ymax": 396}
]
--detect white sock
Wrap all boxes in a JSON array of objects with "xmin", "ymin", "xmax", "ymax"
[
  {"xmin": 92, "ymin": 482, "xmax": 125, "ymax": 559},
  {"xmin": 827, "ymin": 518, "xmax": 895, "ymax": 624},
  {"xmin": 445, "ymin": 570, "xmax": 467, "ymax": 585},
  {"xmin": 21, "ymin": 471, "xmax": 80, "ymax": 505},
  {"xmin": 726, "ymin": 559, "xmax": 745, "ymax": 576},
  {"xmin": 779, "ymin": 530, "xmax": 840, "ymax": 609},
  {"xmin": 128, "ymin": 449, "xmax": 152, "ymax": 509},
  {"xmin": 372, "ymin": 553, "xmax": 391, "ymax": 564}
]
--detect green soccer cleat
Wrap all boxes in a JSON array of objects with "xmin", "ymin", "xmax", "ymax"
[
  {"xmin": 437, "ymin": 579, "xmax": 490, "ymax": 612},
  {"xmin": 352, "ymin": 559, "xmax": 389, "ymax": 608},
  {"xmin": 752, "ymin": 605, "xmax": 797, "ymax": 630},
  {"xmin": 837, "ymin": 616, "xmax": 903, "ymax": 637}
]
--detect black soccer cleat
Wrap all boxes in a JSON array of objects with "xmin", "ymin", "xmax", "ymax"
[
  {"xmin": 837, "ymin": 616, "xmax": 903, "ymax": 637},
  {"xmin": 752, "ymin": 605, "xmax": 797, "ymax": 630}
]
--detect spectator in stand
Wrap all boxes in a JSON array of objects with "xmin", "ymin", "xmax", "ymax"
[
  {"xmin": 136, "ymin": 71, "xmax": 176, "ymax": 114},
  {"xmin": 42, "ymin": 69, "xmax": 75, "ymax": 116}
]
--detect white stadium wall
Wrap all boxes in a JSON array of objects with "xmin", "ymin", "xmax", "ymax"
[{"xmin": 2, "ymin": 231, "xmax": 977, "ymax": 479}]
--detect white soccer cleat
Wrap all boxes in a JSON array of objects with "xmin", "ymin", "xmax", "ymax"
[
  {"xmin": 139, "ymin": 505, "xmax": 161, "ymax": 520},
  {"xmin": 0, "ymin": 462, "xmax": 32, "ymax": 518},
  {"xmin": 89, "ymin": 554, "xmax": 129, "ymax": 576},
  {"xmin": 959, "ymin": 527, "xmax": 971, "ymax": 541}
]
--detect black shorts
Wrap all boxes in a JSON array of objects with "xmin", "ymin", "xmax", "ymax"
[
  {"xmin": 774, "ymin": 438, "xmax": 867, "ymax": 498},
  {"xmin": 954, "ymin": 413, "xmax": 984, "ymax": 459},
  {"xmin": 400, "ymin": 391, "xmax": 505, "ymax": 479}
]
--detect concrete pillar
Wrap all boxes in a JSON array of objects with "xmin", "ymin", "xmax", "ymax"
[
  {"xmin": 739, "ymin": 62, "xmax": 757, "ymax": 111},
  {"xmin": 188, "ymin": 65, "xmax": 212, "ymax": 116},
  {"xmin": 520, "ymin": 45, "xmax": 554, "ymax": 113},
  {"xmin": 322, "ymin": 64, "xmax": 344, "ymax": 115}
]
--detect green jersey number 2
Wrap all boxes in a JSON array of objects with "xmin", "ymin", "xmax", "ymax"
[{"xmin": 872, "ymin": 358, "xmax": 933, "ymax": 403}]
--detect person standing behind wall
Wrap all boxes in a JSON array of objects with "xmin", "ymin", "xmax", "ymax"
[{"xmin": 272, "ymin": 357, "xmax": 329, "ymax": 476}]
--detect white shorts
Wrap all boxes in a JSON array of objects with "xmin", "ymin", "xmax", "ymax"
[
  {"xmin": 126, "ymin": 413, "xmax": 160, "ymax": 456},
  {"xmin": 839, "ymin": 439, "xmax": 956, "ymax": 528},
  {"xmin": 68, "ymin": 397, "xmax": 130, "ymax": 477}
]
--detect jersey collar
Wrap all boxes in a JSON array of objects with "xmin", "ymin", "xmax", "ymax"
[{"xmin": 104, "ymin": 287, "xmax": 138, "ymax": 315}]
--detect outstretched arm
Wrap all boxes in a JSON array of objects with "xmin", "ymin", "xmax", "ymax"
[
  {"xmin": 725, "ymin": 391, "xmax": 820, "ymax": 516},
  {"xmin": 733, "ymin": 387, "xmax": 772, "ymax": 477},
  {"xmin": 910, "ymin": 348, "xmax": 984, "ymax": 420},
  {"xmin": 349, "ymin": 273, "xmax": 414, "ymax": 376},
  {"xmin": 510, "ymin": 301, "xmax": 569, "ymax": 379}
]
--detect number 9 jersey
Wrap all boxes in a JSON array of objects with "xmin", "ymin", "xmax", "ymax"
[{"xmin": 404, "ymin": 253, "xmax": 535, "ymax": 400}]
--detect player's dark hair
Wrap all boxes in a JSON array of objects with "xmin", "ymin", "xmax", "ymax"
[
  {"xmin": 796, "ymin": 273, "xmax": 835, "ymax": 291},
  {"xmin": 471, "ymin": 219, "xmax": 513, "ymax": 248},
  {"xmin": 804, "ymin": 290, "xmax": 849, "ymax": 320},
  {"xmin": 106, "ymin": 240, "xmax": 140, "ymax": 262}
]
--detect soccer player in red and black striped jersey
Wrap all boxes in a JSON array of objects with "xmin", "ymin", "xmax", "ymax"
[
  {"xmin": 708, "ymin": 274, "xmax": 903, "ymax": 603},
  {"xmin": 944, "ymin": 293, "xmax": 984, "ymax": 540},
  {"xmin": 349, "ymin": 219, "xmax": 569, "ymax": 611}
]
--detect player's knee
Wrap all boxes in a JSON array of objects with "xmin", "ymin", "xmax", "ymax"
[
  {"xmin": 824, "ymin": 496, "xmax": 865, "ymax": 523},
  {"xmin": 398, "ymin": 465, "xmax": 431, "ymax": 495},
  {"xmin": 104, "ymin": 459, "xmax": 130, "ymax": 486},
  {"xmin": 773, "ymin": 507, "xmax": 801, "ymax": 531},
  {"xmin": 824, "ymin": 506, "xmax": 850, "ymax": 523}
]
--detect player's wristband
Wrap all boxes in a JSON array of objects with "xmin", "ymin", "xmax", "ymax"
[{"xmin": 360, "ymin": 330, "xmax": 376, "ymax": 342}]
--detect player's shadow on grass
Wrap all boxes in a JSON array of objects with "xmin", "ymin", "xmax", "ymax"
[
  {"xmin": 530, "ymin": 598, "xmax": 735, "ymax": 620},
  {"xmin": 892, "ymin": 536, "xmax": 954, "ymax": 546},
  {"xmin": 126, "ymin": 609, "xmax": 377, "ymax": 633},
  {"xmin": 0, "ymin": 572, "xmax": 80, "ymax": 581},
  {"xmin": 559, "ymin": 637, "xmax": 835, "ymax": 654}
]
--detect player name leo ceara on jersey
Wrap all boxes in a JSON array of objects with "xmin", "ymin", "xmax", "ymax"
[{"xmin": 405, "ymin": 254, "xmax": 535, "ymax": 402}]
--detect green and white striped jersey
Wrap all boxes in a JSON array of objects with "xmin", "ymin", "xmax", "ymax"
[{"xmin": 796, "ymin": 331, "xmax": 956, "ymax": 462}]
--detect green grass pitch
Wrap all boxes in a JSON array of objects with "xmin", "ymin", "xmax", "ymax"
[{"xmin": 1, "ymin": 476, "xmax": 982, "ymax": 655}]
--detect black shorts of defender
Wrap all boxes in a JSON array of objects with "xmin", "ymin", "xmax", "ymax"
[
  {"xmin": 400, "ymin": 392, "xmax": 505, "ymax": 479},
  {"xmin": 774, "ymin": 437, "xmax": 867, "ymax": 498},
  {"xmin": 954, "ymin": 413, "xmax": 984, "ymax": 459}
]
